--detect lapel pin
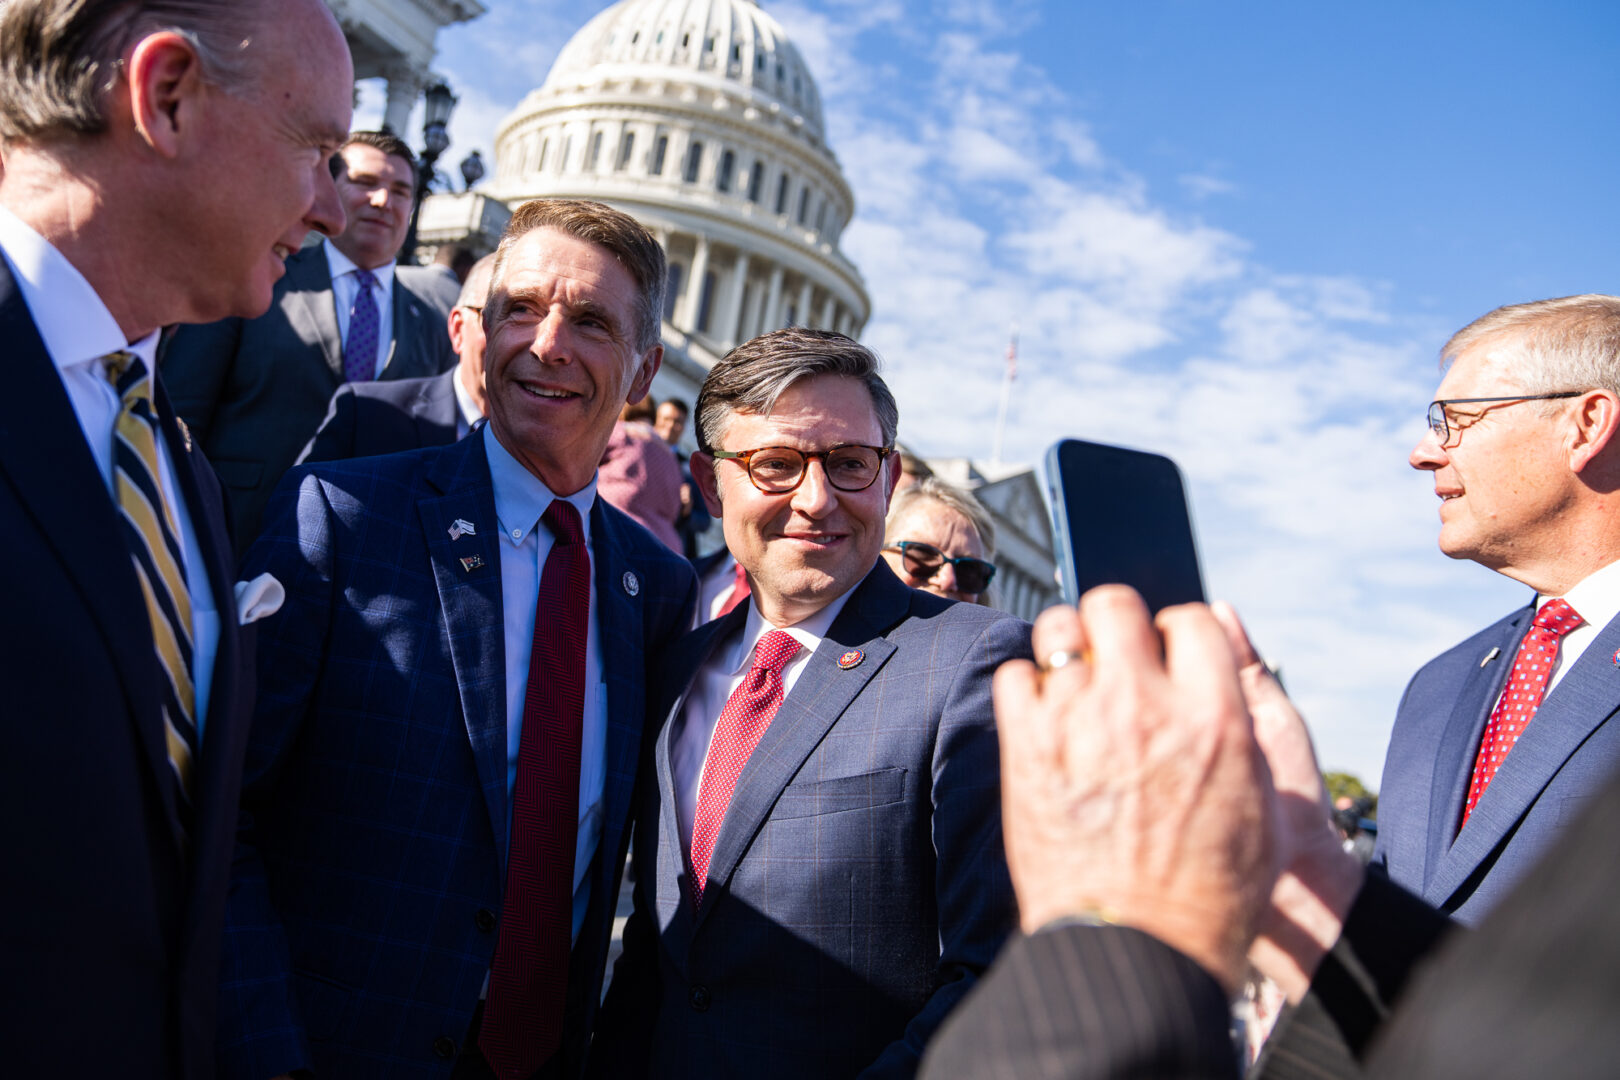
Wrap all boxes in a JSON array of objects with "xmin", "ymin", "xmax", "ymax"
[
  {"xmin": 1612, "ymin": 647, "xmax": 1620, "ymax": 669},
  {"xmin": 459, "ymin": 554, "xmax": 485, "ymax": 572},
  {"xmin": 837, "ymin": 649, "xmax": 863, "ymax": 670},
  {"xmin": 175, "ymin": 416, "xmax": 193, "ymax": 452},
  {"xmin": 622, "ymin": 570, "xmax": 641, "ymax": 596},
  {"xmin": 1480, "ymin": 647, "xmax": 1501, "ymax": 668},
  {"xmin": 448, "ymin": 518, "xmax": 476, "ymax": 541}
]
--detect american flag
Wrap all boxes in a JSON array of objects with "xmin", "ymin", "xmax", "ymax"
[{"xmin": 1005, "ymin": 330, "xmax": 1018, "ymax": 381}]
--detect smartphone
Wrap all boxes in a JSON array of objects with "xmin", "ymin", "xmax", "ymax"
[{"xmin": 1044, "ymin": 437, "xmax": 1206, "ymax": 613}]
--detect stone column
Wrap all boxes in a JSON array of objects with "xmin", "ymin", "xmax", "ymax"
[
  {"xmin": 382, "ymin": 65, "xmax": 425, "ymax": 137},
  {"xmin": 762, "ymin": 265, "xmax": 785, "ymax": 332},
  {"xmin": 719, "ymin": 251, "xmax": 750, "ymax": 347},
  {"xmin": 836, "ymin": 310, "xmax": 854, "ymax": 336},
  {"xmin": 743, "ymin": 265, "xmax": 767, "ymax": 338},
  {"xmin": 678, "ymin": 234, "xmax": 711, "ymax": 331},
  {"xmin": 821, "ymin": 294, "xmax": 838, "ymax": 331}
]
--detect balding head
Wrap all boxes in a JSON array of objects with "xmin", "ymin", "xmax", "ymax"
[{"xmin": 451, "ymin": 253, "xmax": 497, "ymax": 417}]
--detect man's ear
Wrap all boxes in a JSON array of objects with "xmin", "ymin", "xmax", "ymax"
[
  {"xmin": 447, "ymin": 308, "xmax": 467, "ymax": 355},
  {"xmin": 627, "ymin": 344, "xmax": 663, "ymax": 404},
  {"xmin": 691, "ymin": 451, "xmax": 724, "ymax": 518},
  {"xmin": 125, "ymin": 32, "xmax": 207, "ymax": 158},
  {"xmin": 883, "ymin": 453, "xmax": 903, "ymax": 506},
  {"xmin": 1570, "ymin": 390, "xmax": 1620, "ymax": 474}
]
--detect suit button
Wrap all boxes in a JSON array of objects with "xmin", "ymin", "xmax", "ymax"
[
  {"xmin": 433, "ymin": 1036, "xmax": 457, "ymax": 1059},
  {"xmin": 475, "ymin": 908, "xmax": 496, "ymax": 932},
  {"xmin": 689, "ymin": 985, "xmax": 711, "ymax": 1012}
]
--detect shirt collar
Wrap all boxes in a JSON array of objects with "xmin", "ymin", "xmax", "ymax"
[
  {"xmin": 483, "ymin": 423, "xmax": 596, "ymax": 546},
  {"xmin": 723, "ymin": 578, "xmax": 861, "ymax": 675},
  {"xmin": 452, "ymin": 365, "xmax": 484, "ymax": 427},
  {"xmin": 0, "ymin": 202, "xmax": 159, "ymax": 372},
  {"xmin": 323, "ymin": 237, "xmax": 396, "ymax": 291},
  {"xmin": 1545, "ymin": 557, "xmax": 1620, "ymax": 631}
]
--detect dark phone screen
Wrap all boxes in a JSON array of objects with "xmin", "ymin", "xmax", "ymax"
[{"xmin": 1046, "ymin": 438, "xmax": 1205, "ymax": 613}]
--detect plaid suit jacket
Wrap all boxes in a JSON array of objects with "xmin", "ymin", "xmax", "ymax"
[
  {"xmin": 596, "ymin": 562, "xmax": 1028, "ymax": 1079},
  {"xmin": 220, "ymin": 432, "xmax": 696, "ymax": 1080}
]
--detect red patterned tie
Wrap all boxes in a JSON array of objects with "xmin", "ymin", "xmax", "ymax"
[
  {"xmin": 688, "ymin": 630, "xmax": 801, "ymax": 907},
  {"xmin": 1460, "ymin": 598, "xmax": 1583, "ymax": 829},
  {"xmin": 717, "ymin": 559, "xmax": 751, "ymax": 617},
  {"xmin": 481, "ymin": 500, "xmax": 589, "ymax": 1080}
]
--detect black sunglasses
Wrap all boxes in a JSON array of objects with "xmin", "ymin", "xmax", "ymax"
[{"xmin": 887, "ymin": 540, "xmax": 997, "ymax": 594}]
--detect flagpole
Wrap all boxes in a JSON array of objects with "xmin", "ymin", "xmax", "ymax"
[{"xmin": 990, "ymin": 325, "xmax": 1018, "ymax": 470}]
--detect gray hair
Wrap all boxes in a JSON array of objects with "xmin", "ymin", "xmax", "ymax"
[
  {"xmin": 0, "ymin": 0, "xmax": 267, "ymax": 140},
  {"xmin": 886, "ymin": 476, "xmax": 997, "ymax": 557},
  {"xmin": 1443, "ymin": 294, "xmax": 1620, "ymax": 407},
  {"xmin": 695, "ymin": 327, "xmax": 899, "ymax": 454},
  {"xmin": 457, "ymin": 253, "xmax": 497, "ymax": 309}
]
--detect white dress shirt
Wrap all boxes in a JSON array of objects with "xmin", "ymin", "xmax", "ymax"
[
  {"xmin": 324, "ymin": 239, "xmax": 395, "ymax": 379},
  {"xmin": 0, "ymin": 203, "xmax": 221, "ymax": 737},
  {"xmin": 668, "ymin": 584, "xmax": 857, "ymax": 851},
  {"xmin": 484, "ymin": 424, "xmax": 607, "ymax": 943},
  {"xmin": 695, "ymin": 550, "xmax": 740, "ymax": 628},
  {"xmin": 1527, "ymin": 558, "xmax": 1620, "ymax": 700},
  {"xmin": 452, "ymin": 365, "xmax": 482, "ymax": 440}
]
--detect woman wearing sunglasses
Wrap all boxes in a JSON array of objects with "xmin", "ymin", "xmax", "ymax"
[{"xmin": 882, "ymin": 477, "xmax": 999, "ymax": 605}]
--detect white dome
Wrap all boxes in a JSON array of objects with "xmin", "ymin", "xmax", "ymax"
[{"xmin": 543, "ymin": 0, "xmax": 825, "ymax": 141}]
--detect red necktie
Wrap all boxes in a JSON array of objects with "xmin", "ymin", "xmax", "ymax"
[
  {"xmin": 718, "ymin": 558, "xmax": 751, "ymax": 617},
  {"xmin": 1461, "ymin": 598, "xmax": 1583, "ymax": 829},
  {"xmin": 688, "ymin": 630, "xmax": 801, "ymax": 907},
  {"xmin": 481, "ymin": 500, "xmax": 589, "ymax": 1080}
]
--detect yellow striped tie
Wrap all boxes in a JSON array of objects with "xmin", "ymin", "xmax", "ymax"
[{"xmin": 104, "ymin": 351, "xmax": 198, "ymax": 808}]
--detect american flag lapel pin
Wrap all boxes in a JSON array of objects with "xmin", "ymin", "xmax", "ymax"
[{"xmin": 448, "ymin": 518, "xmax": 477, "ymax": 542}]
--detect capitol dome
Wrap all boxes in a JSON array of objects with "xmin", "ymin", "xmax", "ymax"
[{"xmin": 488, "ymin": 0, "xmax": 870, "ymax": 393}]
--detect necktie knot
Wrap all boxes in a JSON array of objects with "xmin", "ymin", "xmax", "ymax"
[
  {"xmin": 752, "ymin": 629, "xmax": 801, "ymax": 675},
  {"xmin": 542, "ymin": 499, "xmax": 585, "ymax": 547},
  {"xmin": 102, "ymin": 349, "xmax": 144, "ymax": 391},
  {"xmin": 1533, "ymin": 597, "xmax": 1583, "ymax": 637},
  {"xmin": 353, "ymin": 267, "xmax": 378, "ymax": 291}
]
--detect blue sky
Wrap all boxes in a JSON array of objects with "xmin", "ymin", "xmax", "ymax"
[{"xmin": 362, "ymin": 1, "xmax": 1620, "ymax": 784}]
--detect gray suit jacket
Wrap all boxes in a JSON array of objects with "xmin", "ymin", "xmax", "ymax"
[
  {"xmin": 160, "ymin": 244, "xmax": 457, "ymax": 552},
  {"xmin": 296, "ymin": 368, "xmax": 463, "ymax": 465},
  {"xmin": 1372, "ymin": 601, "xmax": 1620, "ymax": 923},
  {"xmin": 596, "ymin": 562, "xmax": 1028, "ymax": 1079}
]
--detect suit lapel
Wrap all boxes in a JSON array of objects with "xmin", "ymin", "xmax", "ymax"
[
  {"xmin": 414, "ymin": 370, "xmax": 460, "ymax": 447},
  {"xmin": 0, "ymin": 262, "xmax": 182, "ymax": 844},
  {"xmin": 691, "ymin": 565, "xmax": 905, "ymax": 937},
  {"xmin": 589, "ymin": 501, "xmax": 652, "ymax": 934},
  {"xmin": 418, "ymin": 436, "xmax": 509, "ymax": 862},
  {"xmin": 1421, "ymin": 607, "xmax": 1529, "ymax": 891},
  {"xmin": 282, "ymin": 247, "xmax": 344, "ymax": 378},
  {"xmin": 387, "ymin": 274, "xmax": 438, "ymax": 381},
  {"xmin": 1428, "ymin": 607, "xmax": 1620, "ymax": 906}
]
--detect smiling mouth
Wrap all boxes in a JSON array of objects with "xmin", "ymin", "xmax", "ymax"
[{"xmin": 520, "ymin": 383, "xmax": 579, "ymax": 401}]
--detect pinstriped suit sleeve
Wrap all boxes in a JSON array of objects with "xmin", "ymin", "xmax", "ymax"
[{"xmin": 919, "ymin": 925, "xmax": 1239, "ymax": 1080}]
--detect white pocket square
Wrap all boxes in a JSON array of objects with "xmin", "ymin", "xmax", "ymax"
[{"xmin": 235, "ymin": 572, "xmax": 285, "ymax": 625}]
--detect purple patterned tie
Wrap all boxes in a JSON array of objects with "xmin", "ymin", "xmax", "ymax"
[
  {"xmin": 481, "ymin": 500, "xmax": 590, "ymax": 1079},
  {"xmin": 342, "ymin": 268, "xmax": 379, "ymax": 383}
]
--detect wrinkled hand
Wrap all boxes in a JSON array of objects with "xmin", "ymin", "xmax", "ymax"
[
  {"xmin": 1211, "ymin": 603, "xmax": 1365, "ymax": 1002},
  {"xmin": 994, "ymin": 586, "xmax": 1279, "ymax": 995}
]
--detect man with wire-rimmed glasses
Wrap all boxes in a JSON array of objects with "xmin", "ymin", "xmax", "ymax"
[
  {"xmin": 594, "ymin": 326, "xmax": 1029, "ymax": 1079},
  {"xmin": 1377, "ymin": 293, "xmax": 1620, "ymax": 926}
]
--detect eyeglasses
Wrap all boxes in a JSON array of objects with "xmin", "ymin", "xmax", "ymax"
[
  {"xmin": 1426, "ymin": 392, "xmax": 1585, "ymax": 445},
  {"xmin": 886, "ymin": 540, "xmax": 997, "ymax": 594},
  {"xmin": 712, "ymin": 444, "xmax": 893, "ymax": 493}
]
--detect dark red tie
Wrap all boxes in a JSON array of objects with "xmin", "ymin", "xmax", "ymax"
[
  {"xmin": 481, "ymin": 499, "xmax": 589, "ymax": 1080},
  {"xmin": 688, "ymin": 630, "xmax": 800, "ymax": 907},
  {"xmin": 717, "ymin": 558, "xmax": 750, "ymax": 617},
  {"xmin": 1461, "ymin": 598, "xmax": 1583, "ymax": 829}
]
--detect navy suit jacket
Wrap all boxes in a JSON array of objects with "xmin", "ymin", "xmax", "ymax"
[
  {"xmin": 297, "ymin": 368, "xmax": 463, "ymax": 465},
  {"xmin": 0, "ymin": 258, "xmax": 254, "ymax": 1080},
  {"xmin": 1374, "ymin": 600, "xmax": 1620, "ymax": 923},
  {"xmin": 597, "ymin": 562, "xmax": 1026, "ymax": 1079},
  {"xmin": 222, "ymin": 433, "xmax": 697, "ymax": 1079},
  {"xmin": 161, "ymin": 244, "xmax": 458, "ymax": 552}
]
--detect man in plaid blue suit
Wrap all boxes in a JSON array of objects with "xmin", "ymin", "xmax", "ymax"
[
  {"xmin": 595, "ymin": 328, "xmax": 1028, "ymax": 1078},
  {"xmin": 222, "ymin": 200, "xmax": 697, "ymax": 1080}
]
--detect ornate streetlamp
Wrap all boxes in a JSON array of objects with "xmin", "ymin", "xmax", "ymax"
[
  {"xmin": 398, "ymin": 78, "xmax": 457, "ymax": 264},
  {"xmin": 459, "ymin": 149, "xmax": 485, "ymax": 192}
]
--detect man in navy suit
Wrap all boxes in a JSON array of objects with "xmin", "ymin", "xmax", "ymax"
[
  {"xmin": 299, "ymin": 253, "xmax": 496, "ymax": 464},
  {"xmin": 596, "ymin": 328, "xmax": 1026, "ymax": 1078},
  {"xmin": 0, "ymin": 2, "xmax": 353, "ymax": 1078},
  {"xmin": 163, "ymin": 130, "xmax": 459, "ymax": 551},
  {"xmin": 225, "ymin": 199, "xmax": 697, "ymax": 1080},
  {"xmin": 1377, "ymin": 294, "xmax": 1620, "ymax": 924}
]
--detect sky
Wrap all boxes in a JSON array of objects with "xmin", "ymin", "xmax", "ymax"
[{"xmin": 360, "ymin": 0, "xmax": 1620, "ymax": 784}]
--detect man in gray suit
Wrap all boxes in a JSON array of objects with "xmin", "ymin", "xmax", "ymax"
[
  {"xmin": 298, "ymin": 253, "xmax": 494, "ymax": 464},
  {"xmin": 162, "ymin": 130, "xmax": 458, "ymax": 551},
  {"xmin": 596, "ymin": 328, "xmax": 1026, "ymax": 1078}
]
